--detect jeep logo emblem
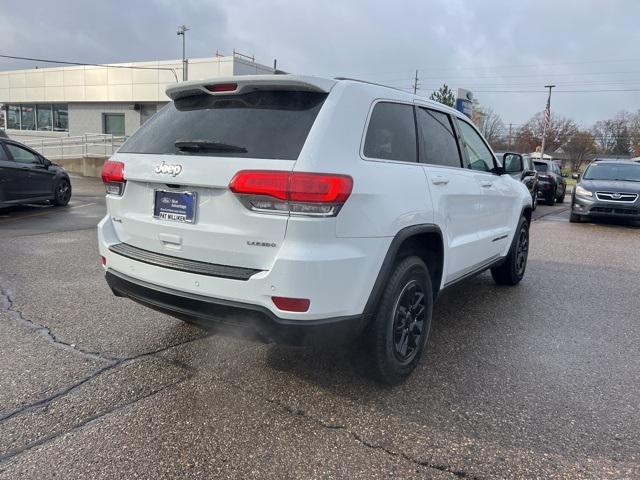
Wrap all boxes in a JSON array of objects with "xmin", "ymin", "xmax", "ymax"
[{"xmin": 154, "ymin": 162, "xmax": 182, "ymax": 176}]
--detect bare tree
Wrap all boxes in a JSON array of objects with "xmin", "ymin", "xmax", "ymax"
[
  {"xmin": 592, "ymin": 111, "xmax": 632, "ymax": 155},
  {"xmin": 473, "ymin": 107, "xmax": 507, "ymax": 149},
  {"xmin": 515, "ymin": 112, "xmax": 577, "ymax": 154},
  {"xmin": 629, "ymin": 110, "xmax": 640, "ymax": 156},
  {"xmin": 564, "ymin": 130, "xmax": 596, "ymax": 171}
]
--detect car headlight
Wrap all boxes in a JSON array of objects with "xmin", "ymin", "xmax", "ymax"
[{"xmin": 575, "ymin": 185, "xmax": 593, "ymax": 198}]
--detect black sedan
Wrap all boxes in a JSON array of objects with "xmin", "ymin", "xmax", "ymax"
[
  {"xmin": 0, "ymin": 138, "xmax": 72, "ymax": 208},
  {"xmin": 570, "ymin": 160, "xmax": 640, "ymax": 223}
]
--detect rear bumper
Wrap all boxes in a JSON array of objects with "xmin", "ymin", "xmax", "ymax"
[
  {"xmin": 572, "ymin": 196, "xmax": 640, "ymax": 219},
  {"xmin": 106, "ymin": 269, "xmax": 366, "ymax": 345}
]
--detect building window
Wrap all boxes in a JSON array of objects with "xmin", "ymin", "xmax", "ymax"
[
  {"xmin": 20, "ymin": 105, "xmax": 36, "ymax": 130},
  {"xmin": 103, "ymin": 113, "xmax": 125, "ymax": 136},
  {"xmin": 37, "ymin": 105, "xmax": 53, "ymax": 131},
  {"xmin": 52, "ymin": 104, "xmax": 68, "ymax": 131},
  {"xmin": 6, "ymin": 105, "xmax": 20, "ymax": 129},
  {"xmin": 3, "ymin": 104, "xmax": 68, "ymax": 132}
]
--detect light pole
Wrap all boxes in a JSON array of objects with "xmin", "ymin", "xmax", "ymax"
[
  {"xmin": 539, "ymin": 84, "xmax": 555, "ymax": 161},
  {"xmin": 177, "ymin": 25, "xmax": 189, "ymax": 81}
]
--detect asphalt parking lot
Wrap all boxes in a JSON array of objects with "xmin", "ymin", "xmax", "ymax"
[{"xmin": 1, "ymin": 176, "xmax": 639, "ymax": 479}]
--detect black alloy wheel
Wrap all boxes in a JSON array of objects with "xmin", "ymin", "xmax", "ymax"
[
  {"xmin": 491, "ymin": 216, "xmax": 529, "ymax": 286},
  {"xmin": 514, "ymin": 223, "xmax": 529, "ymax": 277},
  {"xmin": 392, "ymin": 280, "xmax": 426, "ymax": 365},
  {"xmin": 52, "ymin": 178, "xmax": 72, "ymax": 206},
  {"xmin": 364, "ymin": 256, "xmax": 433, "ymax": 385}
]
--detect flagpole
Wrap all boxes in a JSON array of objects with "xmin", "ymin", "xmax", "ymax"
[{"xmin": 539, "ymin": 85, "xmax": 555, "ymax": 161}]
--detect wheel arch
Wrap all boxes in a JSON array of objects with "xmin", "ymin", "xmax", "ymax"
[
  {"xmin": 521, "ymin": 204, "xmax": 532, "ymax": 225},
  {"xmin": 362, "ymin": 224, "xmax": 444, "ymax": 321}
]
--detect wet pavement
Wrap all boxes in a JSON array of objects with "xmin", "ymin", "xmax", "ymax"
[{"xmin": 0, "ymin": 177, "xmax": 638, "ymax": 479}]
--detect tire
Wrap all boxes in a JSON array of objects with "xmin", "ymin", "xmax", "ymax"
[
  {"xmin": 569, "ymin": 212, "xmax": 582, "ymax": 223},
  {"xmin": 52, "ymin": 178, "xmax": 72, "ymax": 206},
  {"xmin": 557, "ymin": 185, "xmax": 565, "ymax": 203},
  {"xmin": 491, "ymin": 216, "xmax": 529, "ymax": 286},
  {"xmin": 531, "ymin": 191, "xmax": 538, "ymax": 211},
  {"xmin": 364, "ymin": 256, "xmax": 433, "ymax": 385}
]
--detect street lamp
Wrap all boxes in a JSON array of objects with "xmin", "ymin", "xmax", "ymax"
[{"xmin": 177, "ymin": 25, "xmax": 189, "ymax": 81}]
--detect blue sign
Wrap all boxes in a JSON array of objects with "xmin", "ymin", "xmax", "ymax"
[{"xmin": 455, "ymin": 98, "xmax": 472, "ymax": 118}]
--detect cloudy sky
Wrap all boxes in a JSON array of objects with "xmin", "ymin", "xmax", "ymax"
[{"xmin": 1, "ymin": 0, "xmax": 639, "ymax": 127}]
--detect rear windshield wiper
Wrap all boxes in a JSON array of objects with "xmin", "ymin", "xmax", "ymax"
[{"xmin": 175, "ymin": 140, "xmax": 247, "ymax": 153}]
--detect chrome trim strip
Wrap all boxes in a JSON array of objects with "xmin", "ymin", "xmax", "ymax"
[{"xmin": 595, "ymin": 191, "xmax": 638, "ymax": 203}]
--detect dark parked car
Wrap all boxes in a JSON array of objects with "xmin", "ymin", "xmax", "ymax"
[
  {"xmin": 534, "ymin": 159, "xmax": 566, "ymax": 205},
  {"xmin": 0, "ymin": 138, "xmax": 72, "ymax": 208},
  {"xmin": 570, "ymin": 160, "xmax": 640, "ymax": 223},
  {"xmin": 497, "ymin": 152, "xmax": 539, "ymax": 210}
]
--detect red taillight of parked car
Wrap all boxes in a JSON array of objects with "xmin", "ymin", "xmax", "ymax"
[
  {"xmin": 101, "ymin": 160, "xmax": 126, "ymax": 195},
  {"xmin": 229, "ymin": 170, "xmax": 353, "ymax": 217}
]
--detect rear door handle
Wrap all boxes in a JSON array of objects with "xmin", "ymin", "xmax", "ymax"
[
  {"xmin": 480, "ymin": 180, "xmax": 494, "ymax": 188},
  {"xmin": 431, "ymin": 175, "xmax": 450, "ymax": 185}
]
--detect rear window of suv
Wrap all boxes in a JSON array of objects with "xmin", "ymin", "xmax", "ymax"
[
  {"xmin": 119, "ymin": 90, "xmax": 327, "ymax": 160},
  {"xmin": 534, "ymin": 162, "xmax": 548, "ymax": 172}
]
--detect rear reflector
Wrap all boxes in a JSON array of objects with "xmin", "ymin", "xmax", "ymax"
[
  {"xmin": 272, "ymin": 296, "xmax": 310, "ymax": 312},
  {"xmin": 100, "ymin": 256, "xmax": 107, "ymax": 266},
  {"xmin": 229, "ymin": 170, "xmax": 353, "ymax": 217},
  {"xmin": 205, "ymin": 83, "xmax": 238, "ymax": 93}
]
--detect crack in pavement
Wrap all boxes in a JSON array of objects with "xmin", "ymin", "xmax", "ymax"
[
  {"xmin": 0, "ymin": 283, "xmax": 118, "ymax": 364},
  {"xmin": 0, "ymin": 335, "xmax": 207, "ymax": 424},
  {"xmin": 0, "ymin": 372, "xmax": 194, "ymax": 464},
  {"xmin": 228, "ymin": 382, "xmax": 478, "ymax": 480},
  {"xmin": 0, "ymin": 279, "xmax": 210, "ymax": 424}
]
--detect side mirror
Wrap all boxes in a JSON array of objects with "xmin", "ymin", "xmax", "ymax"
[
  {"xmin": 41, "ymin": 157, "xmax": 52, "ymax": 168},
  {"xmin": 503, "ymin": 153, "xmax": 524, "ymax": 174},
  {"xmin": 571, "ymin": 173, "xmax": 580, "ymax": 180}
]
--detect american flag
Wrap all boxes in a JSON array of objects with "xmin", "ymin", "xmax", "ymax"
[{"xmin": 543, "ymin": 95, "xmax": 551, "ymax": 129}]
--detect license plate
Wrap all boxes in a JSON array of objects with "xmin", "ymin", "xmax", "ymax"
[{"xmin": 153, "ymin": 190, "xmax": 197, "ymax": 223}]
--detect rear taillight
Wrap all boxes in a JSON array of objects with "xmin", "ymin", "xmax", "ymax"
[
  {"xmin": 229, "ymin": 171, "xmax": 353, "ymax": 217},
  {"xmin": 101, "ymin": 160, "xmax": 126, "ymax": 195}
]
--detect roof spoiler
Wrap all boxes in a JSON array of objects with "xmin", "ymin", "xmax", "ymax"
[{"xmin": 166, "ymin": 75, "xmax": 336, "ymax": 100}]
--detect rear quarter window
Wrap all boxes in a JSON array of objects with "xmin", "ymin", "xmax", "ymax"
[
  {"xmin": 119, "ymin": 90, "xmax": 327, "ymax": 160},
  {"xmin": 363, "ymin": 102, "xmax": 417, "ymax": 163}
]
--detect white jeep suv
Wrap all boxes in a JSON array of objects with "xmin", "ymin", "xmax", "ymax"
[{"xmin": 98, "ymin": 75, "xmax": 532, "ymax": 384}]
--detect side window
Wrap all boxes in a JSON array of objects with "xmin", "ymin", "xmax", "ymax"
[
  {"xmin": 6, "ymin": 144, "xmax": 41, "ymax": 165},
  {"xmin": 457, "ymin": 121, "xmax": 496, "ymax": 173},
  {"xmin": 0, "ymin": 145, "xmax": 10, "ymax": 162},
  {"xmin": 363, "ymin": 102, "xmax": 417, "ymax": 163},
  {"xmin": 416, "ymin": 108, "xmax": 462, "ymax": 168}
]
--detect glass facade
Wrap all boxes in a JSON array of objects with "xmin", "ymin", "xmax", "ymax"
[{"xmin": 2, "ymin": 104, "xmax": 68, "ymax": 131}]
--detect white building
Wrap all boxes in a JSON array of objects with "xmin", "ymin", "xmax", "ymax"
[{"xmin": 0, "ymin": 54, "xmax": 275, "ymax": 143}]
